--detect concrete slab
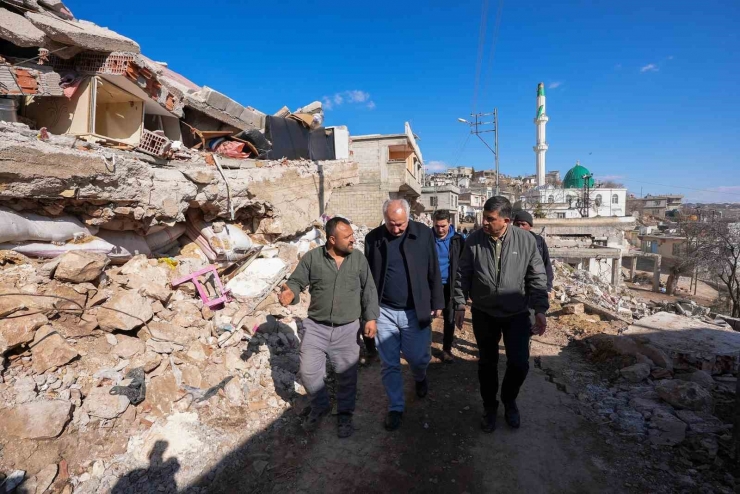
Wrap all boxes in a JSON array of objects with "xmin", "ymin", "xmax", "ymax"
[
  {"xmin": 0, "ymin": 7, "xmax": 48, "ymax": 47},
  {"xmin": 624, "ymin": 312, "xmax": 740, "ymax": 374},
  {"xmin": 26, "ymin": 12, "xmax": 140, "ymax": 53}
]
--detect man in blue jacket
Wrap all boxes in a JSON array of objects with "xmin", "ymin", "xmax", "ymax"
[
  {"xmin": 432, "ymin": 210, "xmax": 464, "ymax": 363},
  {"xmin": 364, "ymin": 199, "xmax": 445, "ymax": 431}
]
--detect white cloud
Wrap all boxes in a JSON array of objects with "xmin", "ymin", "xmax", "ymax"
[
  {"xmin": 640, "ymin": 63, "xmax": 659, "ymax": 73},
  {"xmin": 596, "ymin": 175, "xmax": 625, "ymax": 181},
  {"xmin": 322, "ymin": 90, "xmax": 374, "ymax": 111},
  {"xmin": 548, "ymin": 81, "xmax": 563, "ymax": 89},
  {"xmin": 425, "ymin": 160, "xmax": 449, "ymax": 172}
]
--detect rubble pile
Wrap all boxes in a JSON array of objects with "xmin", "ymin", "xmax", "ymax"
[
  {"xmin": 543, "ymin": 262, "xmax": 740, "ymax": 493},
  {"xmin": 0, "ymin": 234, "xmax": 323, "ymax": 492}
]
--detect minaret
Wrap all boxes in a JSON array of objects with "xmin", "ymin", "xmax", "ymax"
[{"xmin": 533, "ymin": 82, "xmax": 549, "ymax": 186}]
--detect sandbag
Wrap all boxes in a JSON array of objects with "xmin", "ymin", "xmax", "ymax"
[
  {"xmin": 96, "ymin": 230, "xmax": 152, "ymax": 264},
  {"xmin": 0, "ymin": 238, "xmax": 114, "ymax": 258},
  {"xmin": 146, "ymin": 224, "xmax": 186, "ymax": 252},
  {"xmin": 185, "ymin": 211, "xmax": 252, "ymax": 262},
  {"xmin": 0, "ymin": 207, "xmax": 96, "ymax": 243}
]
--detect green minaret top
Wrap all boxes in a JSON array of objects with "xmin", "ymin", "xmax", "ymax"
[{"xmin": 537, "ymin": 83, "xmax": 545, "ymax": 97}]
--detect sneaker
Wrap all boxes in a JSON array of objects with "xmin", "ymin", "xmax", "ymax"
[
  {"xmin": 504, "ymin": 401, "xmax": 521, "ymax": 429},
  {"xmin": 302, "ymin": 407, "xmax": 329, "ymax": 432},
  {"xmin": 481, "ymin": 408, "xmax": 497, "ymax": 433},
  {"xmin": 337, "ymin": 413, "xmax": 354, "ymax": 438},
  {"xmin": 384, "ymin": 411, "xmax": 403, "ymax": 431},
  {"xmin": 441, "ymin": 350, "xmax": 454, "ymax": 364}
]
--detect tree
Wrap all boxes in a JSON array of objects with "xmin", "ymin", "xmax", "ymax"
[
  {"xmin": 533, "ymin": 202, "xmax": 546, "ymax": 219},
  {"xmin": 600, "ymin": 180, "xmax": 625, "ymax": 189},
  {"xmin": 704, "ymin": 222, "xmax": 740, "ymax": 317},
  {"xmin": 665, "ymin": 218, "xmax": 712, "ymax": 296}
]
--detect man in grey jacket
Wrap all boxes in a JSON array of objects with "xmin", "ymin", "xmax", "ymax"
[
  {"xmin": 280, "ymin": 217, "xmax": 379, "ymax": 438},
  {"xmin": 454, "ymin": 196, "xmax": 549, "ymax": 433}
]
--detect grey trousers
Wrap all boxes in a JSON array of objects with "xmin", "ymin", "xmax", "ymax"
[{"xmin": 299, "ymin": 318, "xmax": 361, "ymax": 414}]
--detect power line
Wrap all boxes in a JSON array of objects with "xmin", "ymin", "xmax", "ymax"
[
  {"xmin": 471, "ymin": 0, "xmax": 490, "ymax": 114},
  {"xmin": 479, "ymin": 0, "xmax": 505, "ymax": 108},
  {"xmin": 452, "ymin": 133, "xmax": 472, "ymax": 167}
]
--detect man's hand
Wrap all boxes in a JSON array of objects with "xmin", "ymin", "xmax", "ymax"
[
  {"xmin": 454, "ymin": 310, "xmax": 465, "ymax": 329},
  {"xmin": 532, "ymin": 313, "xmax": 547, "ymax": 336},
  {"xmin": 431, "ymin": 310, "xmax": 442, "ymax": 319},
  {"xmin": 364, "ymin": 320, "xmax": 377, "ymax": 339},
  {"xmin": 278, "ymin": 285, "xmax": 295, "ymax": 306}
]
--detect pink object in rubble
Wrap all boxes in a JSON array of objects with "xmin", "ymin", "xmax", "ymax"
[{"xmin": 171, "ymin": 265, "xmax": 230, "ymax": 309}]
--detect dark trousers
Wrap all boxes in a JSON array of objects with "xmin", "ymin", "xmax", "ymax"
[
  {"xmin": 471, "ymin": 308, "xmax": 532, "ymax": 410},
  {"xmin": 442, "ymin": 283, "xmax": 455, "ymax": 352}
]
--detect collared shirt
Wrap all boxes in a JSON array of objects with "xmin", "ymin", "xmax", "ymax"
[
  {"xmin": 381, "ymin": 228, "xmax": 414, "ymax": 309},
  {"xmin": 285, "ymin": 246, "xmax": 379, "ymax": 326},
  {"xmin": 487, "ymin": 225, "xmax": 509, "ymax": 283}
]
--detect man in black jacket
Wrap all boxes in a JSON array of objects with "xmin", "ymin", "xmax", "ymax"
[
  {"xmin": 454, "ymin": 197, "xmax": 549, "ymax": 433},
  {"xmin": 513, "ymin": 210, "xmax": 554, "ymax": 293},
  {"xmin": 365, "ymin": 199, "xmax": 445, "ymax": 431},
  {"xmin": 431, "ymin": 210, "xmax": 464, "ymax": 363}
]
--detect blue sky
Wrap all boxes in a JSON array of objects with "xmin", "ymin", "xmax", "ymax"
[{"xmin": 67, "ymin": 0, "xmax": 739, "ymax": 203}]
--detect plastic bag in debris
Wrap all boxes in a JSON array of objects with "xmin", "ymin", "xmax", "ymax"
[
  {"xmin": 0, "ymin": 206, "xmax": 97, "ymax": 244},
  {"xmin": 185, "ymin": 211, "xmax": 252, "ymax": 262},
  {"xmin": 0, "ymin": 237, "xmax": 114, "ymax": 258},
  {"xmin": 233, "ymin": 128, "xmax": 271, "ymax": 158}
]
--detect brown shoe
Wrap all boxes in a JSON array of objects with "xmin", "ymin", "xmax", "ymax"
[{"xmin": 441, "ymin": 350, "xmax": 454, "ymax": 364}]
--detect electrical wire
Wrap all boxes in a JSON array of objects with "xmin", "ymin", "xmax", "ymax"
[
  {"xmin": 471, "ymin": 0, "xmax": 490, "ymax": 114},
  {"xmin": 479, "ymin": 0, "xmax": 505, "ymax": 109},
  {"xmin": 624, "ymin": 179, "xmax": 740, "ymax": 201}
]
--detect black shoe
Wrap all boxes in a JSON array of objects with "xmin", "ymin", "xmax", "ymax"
[
  {"xmin": 415, "ymin": 378, "xmax": 429, "ymax": 398},
  {"xmin": 504, "ymin": 401, "xmax": 521, "ymax": 429},
  {"xmin": 302, "ymin": 407, "xmax": 329, "ymax": 432},
  {"xmin": 384, "ymin": 411, "xmax": 403, "ymax": 431},
  {"xmin": 361, "ymin": 350, "xmax": 379, "ymax": 366},
  {"xmin": 481, "ymin": 408, "xmax": 497, "ymax": 433},
  {"xmin": 337, "ymin": 413, "xmax": 354, "ymax": 438}
]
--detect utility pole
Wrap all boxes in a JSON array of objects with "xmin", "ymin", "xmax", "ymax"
[{"xmin": 458, "ymin": 108, "xmax": 500, "ymax": 196}]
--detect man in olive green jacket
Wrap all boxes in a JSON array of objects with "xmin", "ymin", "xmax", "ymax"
[{"xmin": 280, "ymin": 217, "xmax": 379, "ymax": 438}]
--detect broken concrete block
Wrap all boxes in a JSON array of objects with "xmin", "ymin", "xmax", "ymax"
[
  {"xmin": 145, "ymin": 373, "xmax": 179, "ymax": 416},
  {"xmin": 562, "ymin": 303, "xmax": 584, "ymax": 315},
  {"xmin": 619, "ymin": 363, "xmax": 651, "ymax": 383},
  {"xmin": 110, "ymin": 334, "xmax": 146, "ymax": 359},
  {"xmin": 675, "ymin": 370, "xmax": 715, "ymax": 390},
  {"xmin": 656, "ymin": 380, "xmax": 712, "ymax": 411},
  {"xmin": 227, "ymin": 258, "xmax": 288, "ymax": 303},
  {"xmin": 147, "ymin": 320, "xmax": 199, "ymax": 346},
  {"xmin": 239, "ymin": 106, "xmax": 266, "ymax": 129},
  {"xmin": 0, "ymin": 311, "xmax": 48, "ymax": 355},
  {"xmin": 0, "ymin": 8, "xmax": 48, "ymax": 47},
  {"xmin": 648, "ymin": 408, "xmax": 687, "ymax": 446},
  {"xmin": 97, "ymin": 290, "xmax": 153, "ymax": 332},
  {"xmin": 0, "ymin": 400, "xmax": 72, "ymax": 439},
  {"xmin": 54, "ymin": 251, "xmax": 109, "ymax": 283},
  {"xmin": 83, "ymin": 385, "xmax": 129, "ymax": 420},
  {"xmin": 32, "ymin": 464, "xmax": 58, "ymax": 494},
  {"xmin": 31, "ymin": 325, "xmax": 79, "ymax": 373},
  {"xmin": 25, "ymin": 12, "xmax": 140, "ymax": 53}
]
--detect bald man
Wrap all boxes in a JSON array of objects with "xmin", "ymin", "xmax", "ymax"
[{"xmin": 364, "ymin": 199, "xmax": 444, "ymax": 431}]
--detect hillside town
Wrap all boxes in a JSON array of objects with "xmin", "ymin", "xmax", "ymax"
[{"xmin": 0, "ymin": 2, "xmax": 739, "ymax": 494}]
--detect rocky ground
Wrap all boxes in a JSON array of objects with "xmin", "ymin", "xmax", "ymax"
[{"xmin": 0, "ymin": 250, "xmax": 738, "ymax": 493}]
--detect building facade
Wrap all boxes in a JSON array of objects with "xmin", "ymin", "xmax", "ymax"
[
  {"xmin": 420, "ymin": 185, "xmax": 460, "ymax": 226},
  {"xmin": 326, "ymin": 122, "xmax": 424, "ymax": 227},
  {"xmin": 627, "ymin": 195, "xmax": 684, "ymax": 219}
]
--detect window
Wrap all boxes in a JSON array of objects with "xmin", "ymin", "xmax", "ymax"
[
  {"xmin": 612, "ymin": 194, "xmax": 619, "ymax": 204},
  {"xmin": 595, "ymin": 194, "xmax": 603, "ymax": 207},
  {"xmin": 548, "ymin": 195, "xmax": 555, "ymax": 203},
  {"xmin": 566, "ymin": 195, "xmax": 575, "ymax": 207},
  {"xmin": 672, "ymin": 243, "xmax": 683, "ymax": 256},
  {"xmin": 556, "ymin": 212, "xmax": 566, "ymax": 219},
  {"xmin": 430, "ymin": 196, "xmax": 438, "ymax": 207}
]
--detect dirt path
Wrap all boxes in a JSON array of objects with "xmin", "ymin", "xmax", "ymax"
[{"xmin": 192, "ymin": 313, "xmax": 651, "ymax": 494}]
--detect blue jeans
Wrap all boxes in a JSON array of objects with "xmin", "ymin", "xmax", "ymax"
[{"xmin": 375, "ymin": 306, "xmax": 432, "ymax": 412}]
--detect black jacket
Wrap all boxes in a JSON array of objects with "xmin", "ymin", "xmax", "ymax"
[
  {"xmin": 533, "ymin": 233, "xmax": 554, "ymax": 292},
  {"xmin": 365, "ymin": 220, "xmax": 445, "ymax": 329}
]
